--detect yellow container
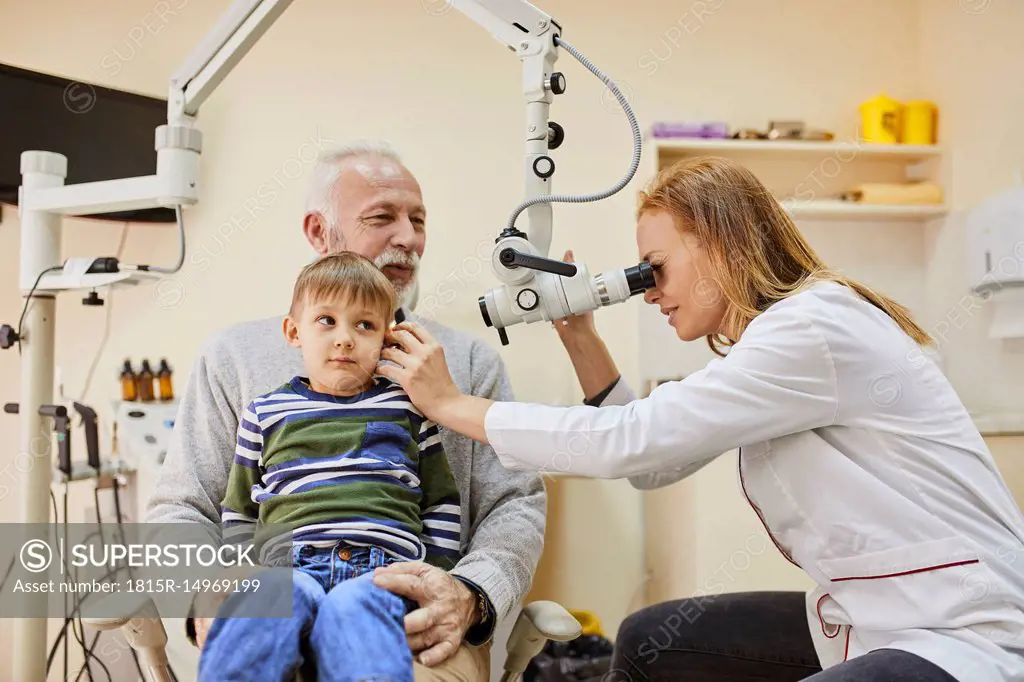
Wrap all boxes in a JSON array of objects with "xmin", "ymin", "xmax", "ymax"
[
  {"xmin": 859, "ymin": 93, "xmax": 903, "ymax": 144},
  {"xmin": 901, "ymin": 100, "xmax": 938, "ymax": 144},
  {"xmin": 569, "ymin": 610, "xmax": 605, "ymax": 637}
]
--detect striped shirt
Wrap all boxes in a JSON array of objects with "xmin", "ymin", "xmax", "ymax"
[{"xmin": 220, "ymin": 376, "xmax": 462, "ymax": 569}]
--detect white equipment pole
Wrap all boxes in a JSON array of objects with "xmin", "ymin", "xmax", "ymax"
[{"xmin": 14, "ymin": 151, "xmax": 66, "ymax": 682}]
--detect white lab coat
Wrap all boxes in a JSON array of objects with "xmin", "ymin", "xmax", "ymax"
[{"xmin": 484, "ymin": 281, "xmax": 1024, "ymax": 681}]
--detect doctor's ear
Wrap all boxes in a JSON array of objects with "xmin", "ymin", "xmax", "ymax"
[{"xmin": 283, "ymin": 316, "xmax": 302, "ymax": 348}]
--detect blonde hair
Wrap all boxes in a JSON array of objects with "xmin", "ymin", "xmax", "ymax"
[
  {"xmin": 289, "ymin": 252, "xmax": 396, "ymax": 322},
  {"xmin": 637, "ymin": 156, "xmax": 932, "ymax": 356}
]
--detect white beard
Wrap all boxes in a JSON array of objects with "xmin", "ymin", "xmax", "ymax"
[{"xmin": 373, "ymin": 247, "xmax": 420, "ymax": 311}]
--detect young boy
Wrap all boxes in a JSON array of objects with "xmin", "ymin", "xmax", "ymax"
[{"xmin": 198, "ymin": 253, "xmax": 462, "ymax": 682}]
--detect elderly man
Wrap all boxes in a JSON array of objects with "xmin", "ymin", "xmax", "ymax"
[{"xmin": 145, "ymin": 140, "xmax": 546, "ymax": 681}]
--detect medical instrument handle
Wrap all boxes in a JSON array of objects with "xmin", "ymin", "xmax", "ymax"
[
  {"xmin": 8, "ymin": 403, "xmax": 72, "ymax": 475},
  {"xmin": 499, "ymin": 248, "xmax": 578, "ymax": 277},
  {"xmin": 73, "ymin": 402, "xmax": 102, "ymax": 471}
]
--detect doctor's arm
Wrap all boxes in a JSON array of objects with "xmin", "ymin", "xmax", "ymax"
[
  {"xmin": 383, "ymin": 306, "xmax": 839, "ymax": 480},
  {"xmin": 554, "ymin": 302, "xmax": 713, "ymax": 489}
]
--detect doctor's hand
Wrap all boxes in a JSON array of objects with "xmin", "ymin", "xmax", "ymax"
[
  {"xmin": 378, "ymin": 322, "xmax": 494, "ymax": 444},
  {"xmin": 552, "ymin": 250, "xmax": 598, "ymax": 345},
  {"xmin": 379, "ymin": 322, "xmax": 461, "ymax": 419},
  {"xmin": 373, "ymin": 562, "xmax": 478, "ymax": 667},
  {"xmin": 550, "ymin": 250, "xmax": 621, "ymax": 402}
]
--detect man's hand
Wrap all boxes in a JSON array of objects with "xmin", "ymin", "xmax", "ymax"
[{"xmin": 373, "ymin": 562, "xmax": 478, "ymax": 667}]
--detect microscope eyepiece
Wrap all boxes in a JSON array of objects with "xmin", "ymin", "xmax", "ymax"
[{"xmin": 624, "ymin": 261, "xmax": 655, "ymax": 296}]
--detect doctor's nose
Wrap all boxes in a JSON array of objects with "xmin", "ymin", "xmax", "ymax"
[{"xmin": 644, "ymin": 287, "xmax": 661, "ymax": 306}]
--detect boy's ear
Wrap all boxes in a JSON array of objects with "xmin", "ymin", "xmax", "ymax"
[{"xmin": 283, "ymin": 316, "xmax": 301, "ymax": 348}]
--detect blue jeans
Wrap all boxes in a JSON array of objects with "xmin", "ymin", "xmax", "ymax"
[{"xmin": 199, "ymin": 543, "xmax": 414, "ymax": 682}]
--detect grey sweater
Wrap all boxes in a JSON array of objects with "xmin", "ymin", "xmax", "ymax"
[{"xmin": 144, "ymin": 311, "xmax": 546, "ymax": 627}]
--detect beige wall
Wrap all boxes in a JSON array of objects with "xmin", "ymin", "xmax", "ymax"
[{"xmin": 1, "ymin": 1, "xmax": 1023, "ymax": 679}]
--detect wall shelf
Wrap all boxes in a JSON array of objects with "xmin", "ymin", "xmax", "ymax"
[
  {"xmin": 783, "ymin": 199, "xmax": 949, "ymax": 222},
  {"xmin": 654, "ymin": 138, "xmax": 943, "ymax": 163},
  {"xmin": 651, "ymin": 138, "xmax": 947, "ymax": 223}
]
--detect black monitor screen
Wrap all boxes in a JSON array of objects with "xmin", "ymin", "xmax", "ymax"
[{"xmin": 0, "ymin": 62, "xmax": 175, "ymax": 223}]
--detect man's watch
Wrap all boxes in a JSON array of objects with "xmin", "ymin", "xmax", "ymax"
[{"xmin": 473, "ymin": 588, "xmax": 490, "ymax": 626}]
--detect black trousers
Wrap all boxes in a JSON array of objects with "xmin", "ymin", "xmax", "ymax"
[{"xmin": 609, "ymin": 592, "xmax": 960, "ymax": 681}]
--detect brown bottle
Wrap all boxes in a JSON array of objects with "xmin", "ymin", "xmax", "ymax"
[
  {"xmin": 120, "ymin": 360, "xmax": 138, "ymax": 402},
  {"xmin": 136, "ymin": 359, "xmax": 156, "ymax": 402},
  {"xmin": 157, "ymin": 358, "xmax": 174, "ymax": 401}
]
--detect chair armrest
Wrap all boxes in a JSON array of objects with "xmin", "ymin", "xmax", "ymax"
[
  {"xmin": 82, "ymin": 594, "xmax": 173, "ymax": 682},
  {"xmin": 502, "ymin": 601, "xmax": 582, "ymax": 682},
  {"xmin": 518, "ymin": 601, "xmax": 582, "ymax": 642},
  {"xmin": 81, "ymin": 592, "xmax": 162, "ymax": 631}
]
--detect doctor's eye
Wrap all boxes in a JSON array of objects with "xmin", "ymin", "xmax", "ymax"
[{"xmin": 316, "ymin": 315, "xmax": 335, "ymax": 326}]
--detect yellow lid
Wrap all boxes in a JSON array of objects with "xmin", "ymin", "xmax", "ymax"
[{"xmin": 859, "ymin": 93, "xmax": 902, "ymax": 111}]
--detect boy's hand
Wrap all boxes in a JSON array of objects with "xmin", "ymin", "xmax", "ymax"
[
  {"xmin": 372, "ymin": 562, "xmax": 478, "ymax": 667},
  {"xmin": 189, "ymin": 563, "xmax": 261, "ymax": 649},
  {"xmin": 193, "ymin": 617, "xmax": 214, "ymax": 650}
]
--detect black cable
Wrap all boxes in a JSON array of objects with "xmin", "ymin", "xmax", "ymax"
[
  {"xmin": 45, "ymin": 486, "xmax": 128, "ymax": 682},
  {"xmin": 52, "ymin": 489, "xmax": 68, "ymax": 681},
  {"xmin": 71, "ymin": 483, "xmax": 97, "ymax": 682},
  {"xmin": 110, "ymin": 478, "xmax": 148, "ymax": 680},
  {"xmin": 45, "ymin": 561, "xmax": 133, "ymax": 674},
  {"xmin": 39, "ymin": 491, "xmax": 132, "ymax": 676},
  {"xmin": 38, "ymin": 478, "xmax": 175, "ymax": 681},
  {"xmin": 49, "ymin": 489, "xmax": 111, "ymax": 682},
  {"xmin": 66, "ymin": 484, "xmax": 97, "ymax": 682},
  {"xmin": 81, "ymin": 223, "xmax": 130, "ymax": 401},
  {"xmin": 16, "ymin": 265, "xmax": 63, "ymax": 354}
]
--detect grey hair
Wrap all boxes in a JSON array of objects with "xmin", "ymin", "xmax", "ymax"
[{"xmin": 305, "ymin": 139, "xmax": 403, "ymax": 228}]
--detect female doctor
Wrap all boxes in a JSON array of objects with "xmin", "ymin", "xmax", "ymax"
[{"xmin": 377, "ymin": 157, "xmax": 1024, "ymax": 682}]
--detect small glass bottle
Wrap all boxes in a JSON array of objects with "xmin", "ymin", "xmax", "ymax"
[
  {"xmin": 157, "ymin": 358, "xmax": 174, "ymax": 401},
  {"xmin": 136, "ymin": 359, "xmax": 156, "ymax": 402},
  {"xmin": 120, "ymin": 360, "xmax": 138, "ymax": 402}
]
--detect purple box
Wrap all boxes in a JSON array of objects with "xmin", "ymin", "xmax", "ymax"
[{"xmin": 651, "ymin": 121, "xmax": 729, "ymax": 138}]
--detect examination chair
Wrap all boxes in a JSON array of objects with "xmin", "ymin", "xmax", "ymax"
[{"xmin": 83, "ymin": 594, "xmax": 582, "ymax": 682}]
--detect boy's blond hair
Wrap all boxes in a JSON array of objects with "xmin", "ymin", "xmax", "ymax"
[{"xmin": 289, "ymin": 253, "xmax": 397, "ymax": 323}]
